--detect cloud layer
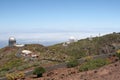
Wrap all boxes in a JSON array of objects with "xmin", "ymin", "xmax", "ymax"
[{"xmin": 0, "ymin": 32, "xmax": 110, "ymax": 41}]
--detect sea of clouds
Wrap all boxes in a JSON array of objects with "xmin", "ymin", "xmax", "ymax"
[{"xmin": 0, "ymin": 32, "xmax": 110, "ymax": 48}]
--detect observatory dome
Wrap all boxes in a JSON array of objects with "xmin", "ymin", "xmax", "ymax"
[
  {"xmin": 9, "ymin": 37, "xmax": 16, "ymax": 47},
  {"xmin": 69, "ymin": 36, "xmax": 78, "ymax": 43},
  {"xmin": 9, "ymin": 37, "xmax": 16, "ymax": 41},
  {"xmin": 69, "ymin": 36, "xmax": 75, "ymax": 40}
]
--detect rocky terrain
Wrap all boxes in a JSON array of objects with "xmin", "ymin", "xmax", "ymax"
[{"xmin": 26, "ymin": 61, "xmax": 120, "ymax": 80}]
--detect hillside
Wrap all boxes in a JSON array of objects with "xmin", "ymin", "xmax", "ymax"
[
  {"xmin": 0, "ymin": 44, "xmax": 60, "ymax": 77},
  {"xmin": 48, "ymin": 32, "xmax": 120, "ymax": 59},
  {"xmin": 0, "ymin": 32, "xmax": 120, "ymax": 77}
]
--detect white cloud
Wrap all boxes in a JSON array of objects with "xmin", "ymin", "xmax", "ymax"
[{"xmin": 0, "ymin": 32, "xmax": 109, "ymax": 41}]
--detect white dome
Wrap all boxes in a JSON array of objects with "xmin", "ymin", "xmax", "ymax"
[
  {"xmin": 9, "ymin": 37, "xmax": 16, "ymax": 41},
  {"xmin": 69, "ymin": 36, "xmax": 76, "ymax": 40},
  {"xmin": 69, "ymin": 36, "xmax": 78, "ymax": 43}
]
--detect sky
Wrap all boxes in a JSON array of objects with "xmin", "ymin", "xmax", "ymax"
[{"xmin": 0, "ymin": 0, "xmax": 120, "ymax": 42}]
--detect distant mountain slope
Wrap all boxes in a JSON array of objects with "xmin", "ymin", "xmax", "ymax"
[{"xmin": 48, "ymin": 32, "xmax": 120, "ymax": 59}]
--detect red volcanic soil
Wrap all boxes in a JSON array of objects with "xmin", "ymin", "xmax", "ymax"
[{"xmin": 25, "ymin": 61, "xmax": 120, "ymax": 80}]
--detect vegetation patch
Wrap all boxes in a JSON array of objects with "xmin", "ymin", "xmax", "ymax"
[
  {"xmin": 0, "ymin": 59, "xmax": 22, "ymax": 71},
  {"xmin": 6, "ymin": 72, "xmax": 25, "ymax": 80},
  {"xmin": 33, "ymin": 67, "xmax": 46, "ymax": 77},
  {"xmin": 116, "ymin": 49, "xmax": 120, "ymax": 59},
  {"xmin": 67, "ymin": 59, "xmax": 79, "ymax": 68},
  {"xmin": 84, "ymin": 56, "xmax": 93, "ymax": 61},
  {"xmin": 79, "ymin": 58, "xmax": 110, "ymax": 72}
]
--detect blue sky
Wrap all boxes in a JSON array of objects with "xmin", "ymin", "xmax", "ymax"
[{"xmin": 0, "ymin": 0, "xmax": 120, "ymax": 41}]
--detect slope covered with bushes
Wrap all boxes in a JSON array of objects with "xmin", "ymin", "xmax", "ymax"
[
  {"xmin": 48, "ymin": 32, "xmax": 120, "ymax": 59},
  {"xmin": 0, "ymin": 32, "xmax": 120, "ymax": 77}
]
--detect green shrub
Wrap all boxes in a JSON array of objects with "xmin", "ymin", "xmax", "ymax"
[
  {"xmin": 84, "ymin": 56, "xmax": 93, "ymax": 61},
  {"xmin": 2, "ymin": 59, "xmax": 22, "ymax": 71},
  {"xmin": 0, "ymin": 71, "xmax": 7, "ymax": 77},
  {"xmin": 17, "ymin": 66, "xmax": 26, "ymax": 71},
  {"xmin": 79, "ymin": 59, "xmax": 110, "ymax": 72},
  {"xmin": 18, "ymin": 63, "xmax": 34, "ymax": 70},
  {"xmin": 67, "ymin": 59, "xmax": 79, "ymax": 68},
  {"xmin": 0, "ymin": 67, "xmax": 10, "ymax": 72},
  {"xmin": 116, "ymin": 49, "xmax": 120, "ymax": 59},
  {"xmin": 65, "ymin": 46, "xmax": 87, "ymax": 59},
  {"xmin": 32, "ymin": 62, "xmax": 40, "ymax": 67},
  {"xmin": 6, "ymin": 72, "xmax": 25, "ymax": 80},
  {"xmin": 33, "ymin": 67, "xmax": 46, "ymax": 77}
]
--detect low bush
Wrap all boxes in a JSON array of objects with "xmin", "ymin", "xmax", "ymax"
[
  {"xmin": 17, "ymin": 63, "xmax": 33, "ymax": 71},
  {"xmin": 6, "ymin": 72, "xmax": 25, "ymax": 80},
  {"xmin": 32, "ymin": 62, "xmax": 40, "ymax": 67},
  {"xmin": 1, "ymin": 59, "xmax": 22, "ymax": 72},
  {"xmin": 33, "ymin": 67, "xmax": 46, "ymax": 77},
  {"xmin": 67, "ymin": 59, "xmax": 79, "ymax": 68},
  {"xmin": 116, "ymin": 49, "xmax": 120, "ymax": 59},
  {"xmin": 84, "ymin": 56, "xmax": 93, "ymax": 61},
  {"xmin": 0, "ymin": 71, "xmax": 7, "ymax": 77},
  {"xmin": 79, "ymin": 58, "xmax": 110, "ymax": 72}
]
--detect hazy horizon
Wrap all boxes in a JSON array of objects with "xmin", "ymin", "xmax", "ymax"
[{"xmin": 0, "ymin": 32, "xmax": 112, "ymax": 48}]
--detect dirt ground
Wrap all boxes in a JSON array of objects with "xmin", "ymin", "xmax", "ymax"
[{"xmin": 25, "ymin": 60, "xmax": 120, "ymax": 80}]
